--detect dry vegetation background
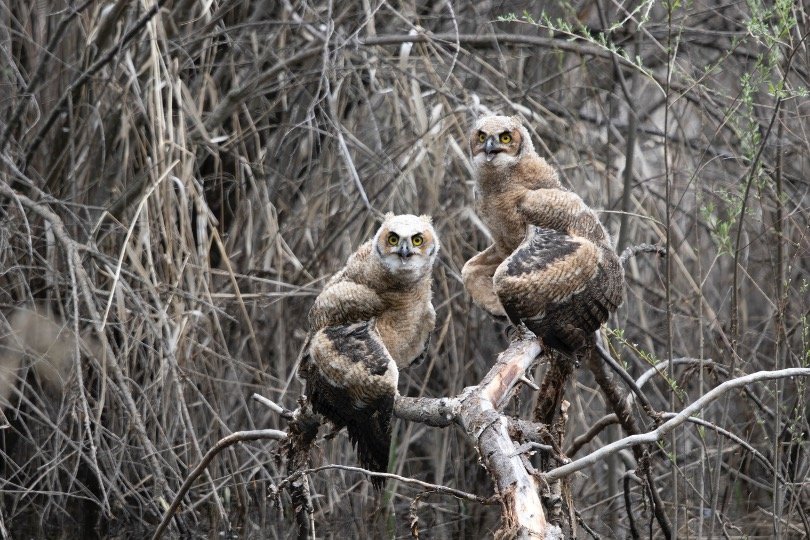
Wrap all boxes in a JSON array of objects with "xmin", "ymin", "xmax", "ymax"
[{"xmin": 0, "ymin": 0, "xmax": 808, "ymax": 538}]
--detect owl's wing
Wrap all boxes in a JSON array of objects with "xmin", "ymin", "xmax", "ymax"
[
  {"xmin": 494, "ymin": 227, "xmax": 599, "ymax": 320},
  {"xmin": 308, "ymin": 281, "xmax": 384, "ymax": 330},
  {"xmin": 300, "ymin": 319, "xmax": 396, "ymax": 488},
  {"xmin": 461, "ymin": 243, "xmax": 508, "ymax": 318},
  {"xmin": 494, "ymin": 227, "xmax": 623, "ymax": 352},
  {"xmin": 518, "ymin": 188, "xmax": 610, "ymax": 246}
]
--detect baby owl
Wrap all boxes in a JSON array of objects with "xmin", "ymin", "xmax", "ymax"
[
  {"xmin": 462, "ymin": 115, "xmax": 623, "ymax": 353},
  {"xmin": 299, "ymin": 213, "xmax": 439, "ymax": 485}
]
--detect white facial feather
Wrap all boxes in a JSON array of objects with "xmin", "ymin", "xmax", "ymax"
[{"xmin": 374, "ymin": 214, "xmax": 439, "ymax": 279}]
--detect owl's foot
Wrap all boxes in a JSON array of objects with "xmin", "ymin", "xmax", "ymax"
[{"xmin": 506, "ymin": 321, "xmax": 536, "ymax": 343}]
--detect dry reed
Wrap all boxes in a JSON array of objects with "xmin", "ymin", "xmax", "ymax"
[{"xmin": 0, "ymin": 1, "xmax": 808, "ymax": 537}]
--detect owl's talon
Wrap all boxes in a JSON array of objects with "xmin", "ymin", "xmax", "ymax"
[{"xmin": 508, "ymin": 322, "xmax": 535, "ymax": 343}]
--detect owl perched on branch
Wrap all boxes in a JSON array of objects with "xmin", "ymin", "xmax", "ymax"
[
  {"xmin": 299, "ymin": 214, "xmax": 439, "ymax": 486},
  {"xmin": 462, "ymin": 115, "xmax": 623, "ymax": 354}
]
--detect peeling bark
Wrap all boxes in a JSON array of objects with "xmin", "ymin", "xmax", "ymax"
[{"xmin": 396, "ymin": 332, "xmax": 562, "ymax": 539}]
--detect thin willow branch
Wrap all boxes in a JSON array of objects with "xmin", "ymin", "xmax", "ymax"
[
  {"xmin": 151, "ymin": 429, "xmax": 288, "ymax": 540},
  {"xmin": 546, "ymin": 368, "xmax": 810, "ymax": 481},
  {"xmin": 356, "ymin": 32, "xmax": 641, "ymax": 67},
  {"xmin": 276, "ymin": 464, "xmax": 495, "ymax": 505}
]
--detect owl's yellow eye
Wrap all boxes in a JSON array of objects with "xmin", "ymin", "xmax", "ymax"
[
  {"xmin": 500, "ymin": 133, "xmax": 512, "ymax": 144},
  {"xmin": 411, "ymin": 234, "xmax": 424, "ymax": 247},
  {"xmin": 387, "ymin": 232, "xmax": 399, "ymax": 246},
  {"xmin": 478, "ymin": 133, "xmax": 486, "ymax": 143}
]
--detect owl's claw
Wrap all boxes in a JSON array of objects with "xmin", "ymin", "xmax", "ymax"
[{"xmin": 506, "ymin": 321, "xmax": 535, "ymax": 343}]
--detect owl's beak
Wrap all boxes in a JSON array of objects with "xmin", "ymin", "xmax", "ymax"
[
  {"xmin": 484, "ymin": 136, "xmax": 498, "ymax": 161},
  {"xmin": 397, "ymin": 244, "xmax": 413, "ymax": 258}
]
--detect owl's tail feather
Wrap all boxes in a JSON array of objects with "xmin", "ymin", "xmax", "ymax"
[
  {"xmin": 302, "ymin": 370, "xmax": 394, "ymax": 489},
  {"xmin": 346, "ymin": 400, "xmax": 393, "ymax": 490}
]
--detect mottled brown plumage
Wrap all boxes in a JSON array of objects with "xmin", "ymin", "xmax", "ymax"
[
  {"xmin": 462, "ymin": 115, "xmax": 623, "ymax": 353},
  {"xmin": 299, "ymin": 214, "xmax": 439, "ymax": 485}
]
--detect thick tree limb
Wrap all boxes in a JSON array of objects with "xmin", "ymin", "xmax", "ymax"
[
  {"xmin": 394, "ymin": 394, "xmax": 460, "ymax": 427},
  {"xmin": 397, "ymin": 332, "xmax": 554, "ymax": 539},
  {"xmin": 282, "ymin": 399, "xmax": 319, "ymax": 540},
  {"xmin": 533, "ymin": 353, "xmax": 575, "ymax": 425}
]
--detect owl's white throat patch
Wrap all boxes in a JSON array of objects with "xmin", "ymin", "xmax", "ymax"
[
  {"xmin": 380, "ymin": 252, "xmax": 429, "ymax": 280},
  {"xmin": 475, "ymin": 151, "xmax": 519, "ymax": 168}
]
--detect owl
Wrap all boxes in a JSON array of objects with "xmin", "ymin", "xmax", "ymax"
[
  {"xmin": 462, "ymin": 115, "xmax": 623, "ymax": 353},
  {"xmin": 299, "ymin": 213, "xmax": 439, "ymax": 485}
]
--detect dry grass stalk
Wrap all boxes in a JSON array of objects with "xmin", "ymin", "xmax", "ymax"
[{"xmin": 0, "ymin": 0, "xmax": 808, "ymax": 537}]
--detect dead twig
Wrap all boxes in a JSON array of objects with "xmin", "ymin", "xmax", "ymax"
[
  {"xmin": 276, "ymin": 464, "xmax": 496, "ymax": 505},
  {"xmin": 619, "ymin": 244, "xmax": 667, "ymax": 266},
  {"xmin": 151, "ymin": 429, "xmax": 288, "ymax": 540},
  {"xmin": 586, "ymin": 346, "xmax": 672, "ymax": 538},
  {"xmin": 546, "ymin": 367, "xmax": 810, "ymax": 482}
]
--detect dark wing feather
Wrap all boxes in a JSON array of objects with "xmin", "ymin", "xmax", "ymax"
[
  {"xmin": 299, "ymin": 320, "xmax": 396, "ymax": 488},
  {"xmin": 494, "ymin": 227, "xmax": 624, "ymax": 353}
]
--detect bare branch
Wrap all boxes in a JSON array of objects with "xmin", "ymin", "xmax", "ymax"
[
  {"xmin": 456, "ymin": 333, "xmax": 552, "ymax": 539},
  {"xmin": 356, "ymin": 32, "xmax": 642, "ymax": 67},
  {"xmin": 252, "ymin": 392, "xmax": 294, "ymax": 420},
  {"xmin": 545, "ymin": 368, "xmax": 810, "ymax": 481},
  {"xmin": 151, "ymin": 429, "xmax": 288, "ymax": 540},
  {"xmin": 277, "ymin": 464, "xmax": 495, "ymax": 505},
  {"xmin": 566, "ymin": 414, "xmax": 619, "ymax": 456},
  {"xmin": 394, "ymin": 394, "xmax": 460, "ymax": 427},
  {"xmin": 619, "ymin": 243, "xmax": 667, "ymax": 266}
]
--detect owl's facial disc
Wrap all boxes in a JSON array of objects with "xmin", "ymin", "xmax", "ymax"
[{"xmin": 374, "ymin": 214, "xmax": 438, "ymax": 280}]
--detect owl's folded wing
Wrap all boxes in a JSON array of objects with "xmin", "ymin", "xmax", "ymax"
[
  {"xmin": 494, "ymin": 227, "xmax": 600, "ymax": 322},
  {"xmin": 518, "ymin": 189, "xmax": 610, "ymax": 246},
  {"xmin": 308, "ymin": 281, "xmax": 385, "ymax": 330},
  {"xmin": 299, "ymin": 320, "xmax": 397, "ymax": 488}
]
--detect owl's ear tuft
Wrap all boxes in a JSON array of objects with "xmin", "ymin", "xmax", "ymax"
[
  {"xmin": 419, "ymin": 214, "xmax": 433, "ymax": 225},
  {"xmin": 383, "ymin": 211, "xmax": 395, "ymax": 220},
  {"xmin": 510, "ymin": 115, "xmax": 524, "ymax": 125}
]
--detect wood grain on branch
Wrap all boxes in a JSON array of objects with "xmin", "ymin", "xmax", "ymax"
[{"xmin": 396, "ymin": 332, "xmax": 554, "ymax": 539}]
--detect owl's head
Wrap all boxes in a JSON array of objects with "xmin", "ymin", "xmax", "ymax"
[
  {"xmin": 469, "ymin": 115, "xmax": 536, "ymax": 168},
  {"xmin": 374, "ymin": 213, "xmax": 439, "ymax": 280}
]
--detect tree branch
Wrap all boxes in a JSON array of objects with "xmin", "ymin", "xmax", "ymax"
[
  {"xmin": 151, "ymin": 429, "xmax": 288, "ymax": 540},
  {"xmin": 275, "ymin": 464, "xmax": 495, "ymax": 505},
  {"xmin": 356, "ymin": 32, "xmax": 641, "ymax": 68},
  {"xmin": 545, "ymin": 367, "xmax": 810, "ymax": 481},
  {"xmin": 395, "ymin": 331, "xmax": 553, "ymax": 538}
]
